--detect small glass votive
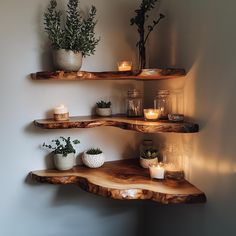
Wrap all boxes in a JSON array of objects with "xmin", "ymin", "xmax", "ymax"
[
  {"xmin": 149, "ymin": 163, "xmax": 165, "ymax": 180},
  {"xmin": 144, "ymin": 109, "xmax": 160, "ymax": 121},
  {"xmin": 117, "ymin": 61, "xmax": 132, "ymax": 71}
]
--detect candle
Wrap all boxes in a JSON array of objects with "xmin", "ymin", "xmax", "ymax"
[
  {"xmin": 118, "ymin": 61, "xmax": 132, "ymax": 71},
  {"xmin": 144, "ymin": 109, "xmax": 160, "ymax": 121},
  {"xmin": 54, "ymin": 104, "xmax": 69, "ymax": 121},
  {"xmin": 149, "ymin": 164, "xmax": 165, "ymax": 180},
  {"xmin": 54, "ymin": 104, "xmax": 68, "ymax": 114}
]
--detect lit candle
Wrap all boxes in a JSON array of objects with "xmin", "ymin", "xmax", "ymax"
[
  {"xmin": 144, "ymin": 109, "xmax": 160, "ymax": 120},
  {"xmin": 149, "ymin": 164, "xmax": 165, "ymax": 180},
  {"xmin": 54, "ymin": 104, "xmax": 69, "ymax": 121},
  {"xmin": 118, "ymin": 61, "xmax": 132, "ymax": 71}
]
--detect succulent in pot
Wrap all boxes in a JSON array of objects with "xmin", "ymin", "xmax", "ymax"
[
  {"xmin": 44, "ymin": 0, "xmax": 100, "ymax": 71},
  {"xmin": 82, "ymin": 148, "xmax": 105, "ymax": 168},
  {"xmin": 140, "ymin": 148, "xmax": 158, "ymax": 168},
  {"xmin": 43, "ymin": 137, "xmax": 80, "ymax": 170},
  {"xmin": 96, "ymin": 100, "xmax": 112, "ymax": 117}
]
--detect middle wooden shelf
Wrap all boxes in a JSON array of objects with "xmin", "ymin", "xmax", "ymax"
[{"xmin": 34, "ymin": 115, "xmax": 199, "ymax": 133}]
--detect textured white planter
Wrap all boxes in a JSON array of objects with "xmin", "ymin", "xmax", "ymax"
[
  {"xmin": 54, "ymin": 153, "xmax": 75, "ymax": 170},
  {"xmin": 96, "ymin": 107, "xmax": 112, "ymax": 117},
  {"xmin": 82, "ymin": 152, "xmax": 105, "ymax": 168},
  {"xmin": 53, "ymin": 49, "xmax": 82, "ymax": 71},
  {"xmin": 139, "ymin": 157, "xmax": 158, "ymax": 168}
]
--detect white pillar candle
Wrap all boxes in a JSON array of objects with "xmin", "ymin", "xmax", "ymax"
[
  {"xmin": 149, "ymin": 164, "xmax": 165, "ymax": 180},
  {"xmin": 54, "ymin": 104, "xmax": 68, "ymax": 114}
]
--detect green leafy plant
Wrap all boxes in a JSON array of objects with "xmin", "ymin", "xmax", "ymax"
[
  {"xmin": 86, "ymin": 148, "xmax": 103, "ymax": 155},
  {"xmin": 44, "ymin": 0, "xmax": 100, "ymax": 57},
  {"xmin": 130, "ymin": 0, "xmax": 165, "ymax": 69},
  {"xmin": 141, "ymin": 148, "xmax": 158, "ymax": 159},
  {"xmin": 43, "ymin": 137, "xmax": 80, "ymax": 157},
  {"xmin": 96, "ymin": 100, "xmax": 111, "ymax": 108}
]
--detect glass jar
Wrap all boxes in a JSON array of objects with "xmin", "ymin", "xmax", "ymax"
[
  {"xmin": 169, "ymin": 89, "xmax": 184, "ymax": 115},
  {"xmin": 154, "ymin": 90, "xmax": 171, "ymax": 119},
  {"xmin": 139, "ymin": 139, "xmax": 154, "ymax": 156},
  {"xmin": 162, "ymin": 143, "xmax": 184, "ymax": 180},
  {"xmin": 126, "ymin": 89, "xmax": 143, "ymax": 117}
]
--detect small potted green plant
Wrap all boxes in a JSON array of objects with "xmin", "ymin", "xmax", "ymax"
[
  {"xmin": 96, "ymin": 100, "xmax": 112, "ymax": 117},
  {"xmin": 82, "ymin": 148, "xmax": 105, "ymax": 168},
  {"xmin": 44, "ymin": 0, "xmax": 100, "ymax": 71},
  {"xmin": 140, "ymin": 148, "xmax": 158, "ymax": 168},
  {"xmin": 43, "ymin": 137, "xmax": 80, "ymax": 170}
]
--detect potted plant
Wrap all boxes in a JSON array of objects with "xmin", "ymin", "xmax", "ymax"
[
  {"xmin": 96, "ymin": 100, "xmax": 112, "ymax": 117},
  {"xmin": 44, "ymin": 0, "xmax": 100, "ymax": 71},
  {"xmin": 82, "ymin": 148, "xmax": 105, "ymax": 168},
  {"xmin": 140, "ymin": 148, "xmax": 158, "ymax": 168},
  {"xmin": 43, "ymin": 137, "xmax": 80, "ymax": 170},
  {"xmin": 130, "ymin": 0, "xmax": 165, "ymax": 70}
]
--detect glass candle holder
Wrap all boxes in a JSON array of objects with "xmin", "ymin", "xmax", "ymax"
[
  {"xmin": 143, "ymin": 109, "xmax": 160, "ymax": 121},
  {"xmin": 149, "ymin": 163, "xmax": 165, "ymax": 180},
  {"xmin": 117, "ymin": 61, "xmax": 132, "ymax": 71}
]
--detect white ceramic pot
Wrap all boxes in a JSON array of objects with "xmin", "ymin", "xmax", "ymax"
[
  {"xmin": 96, "ymin": 107, "xmax": 112, "ymax": 117},
  {"xmin": 54, "ymin": 153, "xmax": 75, "ymax": 170},
  {"xmin": 139, "ymin": 156, "xmax": 158, "ymax": 168},
  {"xmin": 82, "ymin": 152, "xmax": 105, "ymax": 168},
  {"xmin": 53, "ymin": 49, "xmax": 82, "ymax": 71}
]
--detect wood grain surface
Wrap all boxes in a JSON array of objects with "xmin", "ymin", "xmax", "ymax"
[
  {"xmin": 31, "ymin": 68, "xmax": 186, "ymax": 81},
  {"xmin": 34, "ymin": 115, "xmax": 199, "ymax": 133},
  {"xmin": 30, "ymin": 159, "xmax": 206, "ymax": 204}
]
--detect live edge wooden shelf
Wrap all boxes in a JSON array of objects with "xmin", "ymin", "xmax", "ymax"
[
  {"xmin": 31, "ymin": 68, "xmax": 186, "ymax": 81},
  {"xmin": 34, "ymin": 115, "xmax": 199, "ymax": 133},
  {"xmin": 30, "ymin": 159, "xmax": 206, "ymax": 204}
]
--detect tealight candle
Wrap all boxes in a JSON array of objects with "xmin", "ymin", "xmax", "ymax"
[
  {"xmin": 149, "ymin": 164, "xmax": 165, "ymax": 180},
  {"xmin": 117, "ymin": 61, "xmax": 132, "ymax": 71},
  {"xmin": 54, "ymin": 104, "xmax": 69, "ymax": 121},
  {"xmin": 144, "ymin": 109, "xmax": 160, "ymax": 121}
]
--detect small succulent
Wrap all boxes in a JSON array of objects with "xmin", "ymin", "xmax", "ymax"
[
  {"xmin": 96, "ymin": 100, "xmax": 111, "ymax": 108},
  {"xmin": 141, "ymin": 148, "xmax": 158, "ymax": 159},
  {"xmin": 43, "ymin": 136, "xmax": 80, "ymax": 157},
  {"xmin": 86, "ymin": 148, "xmax": 103, "ymax": 155}
]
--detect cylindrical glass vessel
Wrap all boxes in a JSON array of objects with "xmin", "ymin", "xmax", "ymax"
[
  {"xmin": 162, "ymin": 143, "xmax": 184, "ymax": 180},
  {"xmin": 154, "ymin": 90, "xmax": 171, "ymax": 119},
  {"xmin": 126, "ymin": 89, "xmax": 143, "ymax": 117},
  {"xmin": 169, "ymin": 89, "xmax": 184, "ymax": 115}
]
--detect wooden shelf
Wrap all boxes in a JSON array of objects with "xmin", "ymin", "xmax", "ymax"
[
  {"xmin": 31, "ymin": 68, "xmax": 186, "ymax": 81},
  {"xmin": 34, "ymin": 115, "xmax": 199, "ymax": 133},
  {"xmin": 30, "ymin": 159, "xmax": 206, "ymax": 204}
]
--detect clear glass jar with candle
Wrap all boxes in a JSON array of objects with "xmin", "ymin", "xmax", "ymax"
[
  {"xmin": 126, "ymin": 89, "xmax": 143, "ymax": 117},
  {"xmin": 162, "ymin": 143, "xmax": 184, "ymax": 180},
  {"xmin": 154, "ymin": 90, "xmax": 171, "ymax": 119}
]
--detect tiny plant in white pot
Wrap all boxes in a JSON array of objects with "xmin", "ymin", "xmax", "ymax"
[
  {"xmin": 96, "ymin": 100, "xmax": 112, "ymax": 117},
  {"xmin": 44, "ymin": 0, "xmax": 100, "ymax": 71},
  {"xmin": 43, "ymin": 137, "xmax": 80, "ymax": 170},
  {"xmin": 82, "ymin": 148, "xmax": 105, "ymax": 168},
  {"xmin": 140, "ymin": 148, "xmax": 158, "ymax": 168}
]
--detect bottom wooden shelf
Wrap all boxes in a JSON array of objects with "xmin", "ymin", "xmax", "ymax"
[{"xmin": 30, "ymin": 159, "xmax": 206, "ymax": 204}]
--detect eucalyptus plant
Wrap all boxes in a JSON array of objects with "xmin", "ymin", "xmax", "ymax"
[
  {"xmin": 44, "ymin": 0, "xmax": 100, "ymax": 57},
  {"xmin": 43, "ymin": 137, "xmax": 80, "ymax": 157},
  {"xmin": 130, "ymin": 0, "xmax": 165, "ymax": 69}
]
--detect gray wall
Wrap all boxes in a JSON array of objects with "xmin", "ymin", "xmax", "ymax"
[
  {"xmin": 145, "ymin": 0, "xmax": 236, "ymax": 235},
  {"xmin": 0, "ymin": 1, "xmax": 145, "ymax": 236}
]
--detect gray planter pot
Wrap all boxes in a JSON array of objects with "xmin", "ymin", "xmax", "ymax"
[
  {"xmin": 53, "ymin": 49, "xmax": 82, "ymax": 71},
  {"xmin": 54, "ymin": 153, "xmax": 75, "ymax": 170}
]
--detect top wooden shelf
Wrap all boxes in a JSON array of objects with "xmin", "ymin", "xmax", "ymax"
[{"xmin": 31, "ymin": 68, "xmax": 186, "ymax": 81}]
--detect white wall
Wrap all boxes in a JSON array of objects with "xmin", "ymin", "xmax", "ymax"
[
  {"xmin": 145, "ymin": 0, "xmax": 236, "ymax": 235},
  {"xmin": 0, "ymin": 1, "xmax": 145, "ymax": 236}
]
